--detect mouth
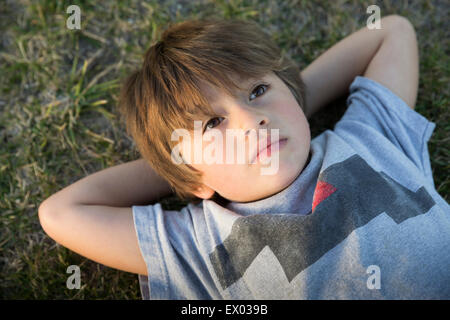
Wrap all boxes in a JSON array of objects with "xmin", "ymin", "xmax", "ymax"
[{"xmin": 251, "ymin": 137, "xmax": 288, "ymax": 164}]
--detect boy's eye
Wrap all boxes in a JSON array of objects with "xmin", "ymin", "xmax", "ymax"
[
  {"xmin": 204, "ymin": 117, "xmax": 224, "ymax": 132},
  {"xmin": 249, "ymin": 84, "xmax": 269, "ymax": 101},
  {"xmin": 202, "ymin": 83, "xmax": 269, "ymax": 133}
]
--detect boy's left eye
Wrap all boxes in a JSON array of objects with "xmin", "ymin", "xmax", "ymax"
[
  {"xmin": 203, "ymin": 84, "xmax": 270, "ymax": 133},
  {"xmin": 204, "ymin": 117, "xmax": 225, "ymax": 132},
  {"xmin": 249, "ymin": 84, "xmax": 269, "ymax": 101}
]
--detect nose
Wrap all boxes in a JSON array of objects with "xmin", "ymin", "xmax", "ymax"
[
  {"xmin": 244, "ymin": 118, "xmax": 268, "ymax": 136},
  {"xmin": 232, "ymin": 106, "xmax": 270, "ymax": 135}
]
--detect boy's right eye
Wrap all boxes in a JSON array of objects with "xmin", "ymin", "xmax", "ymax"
[{"xmin": 204, "ymin": 117, "xmax": 224, "ymax": 132}]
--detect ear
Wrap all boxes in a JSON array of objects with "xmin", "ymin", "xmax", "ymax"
[{"xmin": 192, "ymin": 185, "xmax": 215, "ymax": 200}]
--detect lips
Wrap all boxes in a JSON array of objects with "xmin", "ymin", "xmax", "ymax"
[{"xmin": 251, "ymin": 136, "xmax": 287, "ymax": 164}]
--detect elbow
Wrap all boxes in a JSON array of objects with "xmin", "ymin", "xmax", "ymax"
[
  {"xmin": 383, "ymin": 14, "xmax": 416, "ymax": 35},
  {"xmin": 38, "ymin": 200, "xmax": 60, "ymax": 240},
  {"xmin": 38, "ymin": 201, "xmax": 52, "ymax": 236}
]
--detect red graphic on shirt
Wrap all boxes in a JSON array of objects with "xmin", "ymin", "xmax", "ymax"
[{"xmin": 312, "ymin": 181, "xmax": 337, "ymax": 212}]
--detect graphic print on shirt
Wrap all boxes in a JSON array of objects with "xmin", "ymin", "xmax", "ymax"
[{"xmin": 209, "ymin": 154, "xmax": 436, "ymax": 290}]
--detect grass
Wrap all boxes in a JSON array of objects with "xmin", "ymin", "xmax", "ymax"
[{"xmin": 0, "ymin": 0, "xmax": 448, "ymax": 299}]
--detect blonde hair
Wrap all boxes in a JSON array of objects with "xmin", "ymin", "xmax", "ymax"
[{"xmin": 118, "ymin": 17, "xmax": 307, "ymax": 201}]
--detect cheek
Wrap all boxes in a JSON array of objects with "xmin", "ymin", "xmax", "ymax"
[
  {"xmin": 199, "ymin": 163, "xmax": 245, "ymax": 193},
  {"xmin": 275, "ymin": 99, "xmax": 306, "ymax": 127}
]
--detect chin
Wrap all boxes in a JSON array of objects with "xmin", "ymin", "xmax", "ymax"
[{"xmin": 253, "ymin": 167, "xmax": 299, "ymax": 200}]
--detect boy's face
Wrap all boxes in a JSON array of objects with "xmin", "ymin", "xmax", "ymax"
[{"xmin": 179, "ymin": 71, "xmax": 311, "ymax": 202}]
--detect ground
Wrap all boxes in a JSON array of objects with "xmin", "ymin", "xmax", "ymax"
[{"xmin": 0, "ymin": 0, "xmax": 448, "ymax": 299}]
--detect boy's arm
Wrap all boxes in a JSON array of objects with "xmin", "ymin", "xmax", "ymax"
[
  {"xmin": 38, "ymin": 159, "xmax": 173, "ymax": 276},
  {"xmin": 363, "ymin": 16, "xmax": 419, "ymax": 109},
  {"xmin": 301, "ymin": 14, "xmax": 418, "ymax": 118},
  {"xmin": 40, "ymin": 158, "xmax": 173, "ymax": 209}
]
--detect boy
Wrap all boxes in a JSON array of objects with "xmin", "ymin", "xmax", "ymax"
[{"xmin": 38, "ymin": 15, "xmax": 450, "ymax": 299}]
